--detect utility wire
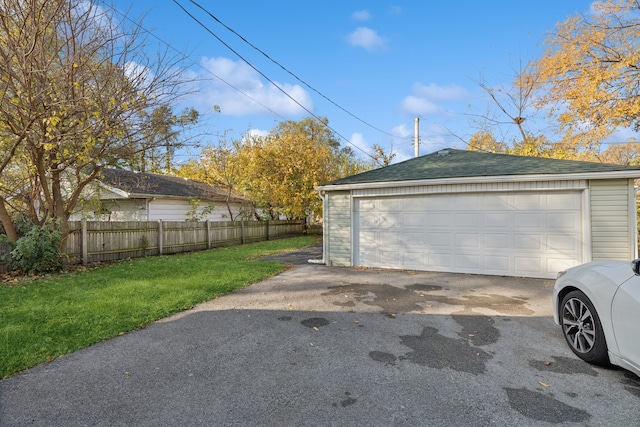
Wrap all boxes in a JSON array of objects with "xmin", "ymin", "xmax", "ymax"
[
  {"xmin": 187, "ymin": 0, "xmax": 410, "ymax": 142},
  {"xmin": 171, "ymin": 0, "xmax": 377, "ymax": 160},
  {"xmin": 102, "ymin": 2, "xmax": 292, "ymax": 124}
]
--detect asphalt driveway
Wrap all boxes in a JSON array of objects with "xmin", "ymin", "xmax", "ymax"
[{"xmin": 1, "ymin": 244, "xmax": 639, "ymax": 426}]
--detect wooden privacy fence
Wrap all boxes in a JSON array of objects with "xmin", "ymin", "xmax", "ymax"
[{"xmin": 1, "ymin": 219, "xmax": 305, "ymax": 270}]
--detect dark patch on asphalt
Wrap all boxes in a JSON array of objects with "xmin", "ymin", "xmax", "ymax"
[
  {"xmin": 332, "ymin": 392, "xmax": 357, "ymax": 408},
  {"xmin": 453, "ymin": 316, "xmax": 499, "ymax": 346},
  {"xmin": 529, "ymin": 356, "xmax": 598, "ymax": 376},
  {"xmin": 323, "ymin": 283, "xmax": 435, "ymax": 314},
  {"xmin": 333, "ymin": 301, "xmax": 356, "ymax": 307},
  {"xmin": 505, "ymin": 387, "xmax": 591, "ymax": 423},
  {"xmin": 399, "ymin": 326, "xmax": 491, "ymax": 375},
  {"xmin": 405, "ymin": 284, "xmax": 445, "ymax": 293},
  {"xmin": 323, "ymin": 283, "xmax": 534, "ymax": 315},
  {"xmin": 369, "ymin": 351, "xmax": 397, "ymax": 365},
  {"xmin": 301, "ymin": 317, "xmax": 330, "ymax": 328},
  {"xmin": 622, "ymin": 372, "xmax": 640, "ymax": 398},
  {"xmin": 277, "ymin": 316, "xmax": 292, "ymax": 321}
]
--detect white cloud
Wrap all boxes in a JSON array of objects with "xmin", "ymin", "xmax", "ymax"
[
  {"xmin": 185, "ymin": 56, "xmax": 314, "ymax": 117},
  {"xmin": 606, "ymin": 127, "xmax": 640, "ymax": 143},
  {"xmin": 352, "ymin": 10, "xmax": 372, "ymax": 21},
  {"xmin": 349, "ymin": 132, "xmax": 371, "ymax": 156},
  {"xmin": 246, "ymin": 128, "xmax": 269, "ymax": 139},
  {"xmin": 412, "ymin": 83, "xmax": 468, "ymax": 101},
  {"xmin": 347, "ymin": 27, "xmax": 387, "ymax": 52},
  {"xmin": 400, "ymin": 83, "xmax": 470, "ymax": 116},
  {"xmin": 391, "ymin": 123, "xmax": 412, "ymax": 139},
  {"xmin": 401, "ymin": 96, "xmax": 441, "ymax": 115},
  {"xmin": 388, "ymin": 5, "xmax": 403, "ymax": 16}
]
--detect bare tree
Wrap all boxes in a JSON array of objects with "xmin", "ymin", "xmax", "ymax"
[
  {"xmin": 475, "ymin": 61, "xmax": 538, "ymax": 147},
  {"xmin": 0, "ymin": 0, "xmax": 193, "ymax": 241}
]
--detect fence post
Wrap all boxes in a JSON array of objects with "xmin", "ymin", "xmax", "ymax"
[
  {"xmin": 240, "ymin": 220, "xmax": 244, "ymax": 244},
  {"xmin": 158, "ymin": 220, "xmax": 163, "ymax": 255},
  {"xmin": 206, "ymin": 220, "xmax": 211, "ymax": 249},
  {"xmin": 81, "ymin": 218, "xmax": 88, "ymax": 266},
  {"xmin": 266, "ymin": 220, "xmax": 270, "ymax": 241}
]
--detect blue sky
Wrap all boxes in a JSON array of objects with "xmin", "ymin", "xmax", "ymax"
[{"xmin": 107, "ymin": 1, "xmax": 595, "ymax": 164}]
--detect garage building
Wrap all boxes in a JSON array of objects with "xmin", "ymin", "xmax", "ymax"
[{"xmin": 316, "ymin": 148, "xmax": 640, "ymax": 279}]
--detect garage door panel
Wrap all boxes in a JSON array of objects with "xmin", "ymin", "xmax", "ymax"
[
  {"xmin": 355, "ymin": 191, "xmax": 582, "ymax": 278},
  {"xmin": 427, "ymin": 195, "xmax": 452, "ymax": 208},
  {"xmin": 484, "ymin": 234, "xmax": 510, "ymax": 248},
  {"xmin": 456, "ymin": 233, "xmax": 481, "ymax": 248},
  {"xmin": 548, "ymin": 235, "xmax": 579, "ymax": 251},
  {"xmin": 484, "ymin": 255, "xmax": 510, "ymax": 271},
  {"xmin": 403, "ymin": 252, "xmax": 425, "ymax": 267},
  {"xmin": 403, "ymin": 198, "xmax": 425, "ymax": 211},
  {"xmin": 454, "ymin": 194, "xmax": 482, "ymax": 207},
  {"xmin": 515, "ymin": 234, "xmax": 542, "ymax": 250},
  {"xmin": 425, "ymin": 213, "xmax": 452, "ymax": 228},
  {"xmin": 379, "ymin": 231, "xmax": 402, "ymax": 246},
  {"xmin": 379, "ymin": 249, "xmax": 401, "ymax": 265},
  {"xmin": 379, "ymin": 204, "xmax": 400, "ymax": 214},
  {"xmin": 379, "ymin": 215, "xmax": 402, "ymax": 229},
  {"xmin": 514, "ymin": 257, "xmax": 544, "ymax": 273},
  {"xmin": 455, "ymin": 213, "xmax": 481, "ymax": 227},
  {"xmin": 514, "ymin": 193, "xmax": 543, "ymax": 208},
  {"xmin": 484, "ymin": 213, "xmax": 511, "ymax": 228},
  {"xmin": 428, "ymin": 252, "xmax": 453, "ymax": 268},
  {"xmin": 455, "ymin": 253, "xmax": 482, "ymax": 269},
  {"xmin": 514, "ymin": 213, "xmax": 543, "ymax": 228},
  {"xmin": 404, "ymin": 232, "xmax": 427, "ymax": 246},
  {"xmin": 403, "ymin": 213, "xmax": 425, "ymax": 227},
  {"xmin": 547, "ymin": 212, "xmax": 580, "ymax": 229},
  {"xmin": 429, "ymin": 232, "xmax": 452, "ymax": 246},
  {"xmin": 359, "ymin": 215, "xmax": 379, "ymax": 228},
  {"xmin": 548, "ymin": 192, "xmax": 580, "ymax": 206}
]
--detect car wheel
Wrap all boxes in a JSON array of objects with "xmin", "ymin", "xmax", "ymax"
[{"xmin": 560, "ymin": 290, "xmax": 609, "ymax": 366}]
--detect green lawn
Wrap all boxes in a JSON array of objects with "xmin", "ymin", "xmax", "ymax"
[{"xmin": 0, "ymin": 236, "xmax": 316, "ymax": 378}]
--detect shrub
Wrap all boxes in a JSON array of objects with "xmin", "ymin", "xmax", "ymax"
[{"xmin": 4, "ymin": 222, "xmax": 64, "ymax": 274}]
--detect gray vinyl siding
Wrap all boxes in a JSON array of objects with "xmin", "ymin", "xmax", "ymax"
[
  {"xmin": 325, "ymin": 191, "xmax": 351, "ymax": 266},
  {"xmin": 590, "ymin": 179, "xmax": 636, "ymax": 260}
]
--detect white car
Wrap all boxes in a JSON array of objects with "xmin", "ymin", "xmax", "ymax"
[{"xmin": 553, "ymin": 260, "xmax": 640, "ymax": 377}]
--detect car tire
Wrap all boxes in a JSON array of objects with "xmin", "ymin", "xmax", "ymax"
[{"xmin": 560, "ymin": 290, "xmax": 609, "ymax": 366}]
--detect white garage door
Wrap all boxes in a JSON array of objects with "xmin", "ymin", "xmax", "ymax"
[{"xmin": 354, "ymin": 191, "xmax": 583, "ymax": 279}]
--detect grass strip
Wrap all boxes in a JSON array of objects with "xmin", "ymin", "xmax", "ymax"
[{"xmin": 0, "ymin": 236, "xmax": 316, "ymax": 378}]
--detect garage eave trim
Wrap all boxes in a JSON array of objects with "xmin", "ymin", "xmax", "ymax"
[{"xmin": 316, "ymin": 171, "xmax": 640, "ymax": 192}]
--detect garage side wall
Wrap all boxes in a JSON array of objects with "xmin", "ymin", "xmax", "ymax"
[
  {"xmin": 589, "ymin": 179, "xmax": 637, "ymax": 260},
  {"xmin": 325, "ymin": 191, "xmax": 352, "ymax": 266}
]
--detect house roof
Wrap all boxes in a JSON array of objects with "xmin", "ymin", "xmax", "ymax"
[
  {"xmin": 100, "ymin": 169, "xmax": 251, "ymax": 204},
  {"xmin": 318, "ymin": 148, "xmax": 640, "ymax": 189}
]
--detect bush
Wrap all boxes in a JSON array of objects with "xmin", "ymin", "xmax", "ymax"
[{"xmin": 4, "ymin": 222, "xmax": 64, "ymax": 274}]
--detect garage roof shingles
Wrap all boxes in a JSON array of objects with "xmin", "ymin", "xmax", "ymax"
[{"xmin": 323, "ymin": 148, "xmax": 640, "ymax": 186}]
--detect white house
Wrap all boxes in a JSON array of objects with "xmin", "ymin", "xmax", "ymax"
[
  {"xmin": 71, "ymin": 169, "xmax": 254, "ymax": 222},
  {"xmin": 316, "ymin": 148, "xmax": 640, "ymax": 279}
]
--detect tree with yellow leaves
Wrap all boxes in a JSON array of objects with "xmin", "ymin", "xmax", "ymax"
[
  {"xmin": 0, "ymin": 0, "xmax": 192, "ymax": 242},
  {"xmin": 531, "ymin": 0, "xmax": 640, "ymax": 148},
  {"xmin": 178, "ymin": 117, "xmax": 368, "ymax": 221}
]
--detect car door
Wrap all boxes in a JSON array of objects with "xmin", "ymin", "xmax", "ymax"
[{"xmin": 611, "ymin": 275, "xmax": 640, "ymax": 368}]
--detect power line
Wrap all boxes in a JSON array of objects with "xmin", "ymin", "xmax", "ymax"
[
  {"xmin": 102, "ymin": 3, "xmax": 292, "ymax": 124},
  {"xmin": 171, "ymin": 0, "xmax": 377, "ymax": 160},
  {"xmin": 186, "ymin": 0, "xmax": 409, "ymax": 142}
]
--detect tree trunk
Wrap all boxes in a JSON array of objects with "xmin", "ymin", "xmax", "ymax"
[
  {"xmin": 0, "ymin": 196, "xmax": 19, "ymax": 242},
  {"xmin": 50, "ymin": 169, "xmax": 70, "ymax": 250}
]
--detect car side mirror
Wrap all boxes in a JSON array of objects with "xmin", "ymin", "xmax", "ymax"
[{"xmin": 632, "ymin": 259, "xmax": 640, "ymax": 276}]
